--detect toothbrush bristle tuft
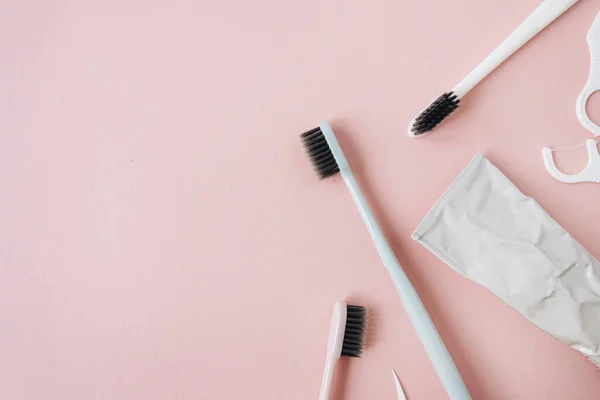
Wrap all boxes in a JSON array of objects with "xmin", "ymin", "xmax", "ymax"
[
  {"xmin": 341, "ymin": 305, "xmax": 367, "ymax": 358},
  {"xmin": 300, "ymin": 126, "xmax": 340, "ymax": 179},
  {"xmin": 411, "ymin": 92, "xmax": 460, "ymax": 135}
]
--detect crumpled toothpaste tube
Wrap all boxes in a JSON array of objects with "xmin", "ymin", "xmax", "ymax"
[{"xmin": 412, "ymin": 153, "xmax": 600, "ymax": 367}]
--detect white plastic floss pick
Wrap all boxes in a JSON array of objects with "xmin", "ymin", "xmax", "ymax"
[
  {"xmin": 543, "ymin": 12, "xmax": 600, "ymax": 184},
  {"xmin": 542, "ymin": 140, "xmax": 600, "ymax": 183},
  {"xmin": 576, "ymin": 12, "xmax": 600, "ymax": 137}
]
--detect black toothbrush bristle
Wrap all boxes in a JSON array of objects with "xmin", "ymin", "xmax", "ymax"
[
  {"xmin": 411, "ymin": 92, "xmax": 460, "ymax": 135},
  {"xmin": 300, "ymin": 126, "xmax": 340, "ymax": 179},
  {"xmin": 341, "ymin": 305, "xmax": 367, "ymax": 358}
]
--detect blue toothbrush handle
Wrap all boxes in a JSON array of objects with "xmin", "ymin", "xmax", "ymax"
[
  {"xmin": 319, "ymin": 121, "xmax": 471, "ymax": 399},
  {"xmin": 343, "ymin": 171, "xmax": 471, "ymax": 400}
]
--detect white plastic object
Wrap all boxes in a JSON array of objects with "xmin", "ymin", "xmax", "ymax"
[
  {"xmin": 542, "ymin": 139, "xmax": 600, "ymax": 183},
  {"xmin": 409, "ymin": 0, "xmax": 580, "ymax": 138},
  {"xmin": 392, "ymin": 369, "xmax": 407, "ymax": 400},
  {"xmin": 319, "ymin": 122, "xmax": 471, "ymax": 400},
  {"xmin": 319, "ymin": 301, "xmax": 347, "ymax": 400},
  {"xmin": 543, "ymin": 12, "xmax": 600, "ymax": 184},
  {"xmin": 453, "ymin": 0, "xmax": 579, "ymax": 98},
  {"xmin": 576, "ymin": 12, "xmax": 600, "ymax": 137}
]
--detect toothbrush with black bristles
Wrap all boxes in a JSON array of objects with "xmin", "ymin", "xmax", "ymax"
[
  {"xmin": 319, "ymin": 302, "xmax": 367, "ymax": 400},
  {"xmin": 408, "ymin": 0, "xmax": 580, "ymax": 138},
  {"xmin": 301, "ymin": 122, "xmax": 471, "ymax": 400}
]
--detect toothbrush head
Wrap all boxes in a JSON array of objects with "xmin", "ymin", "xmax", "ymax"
[
  {"xmin": 300, "ymin": 125, "xmax": 340, "ymax": 179},
  {"xmin": 319, "ymin": 302, "xmax": 368, "ymax": 399},
  {"xmin": 340, "ymin": 304, "xmax": 368, "ymax": 357},
  {"xmin": 325, "ymin": 302, "xmax": 368, "ymax": 361},
  {"xmin": 409, "ymin": 91, "xmax": 460, "ymax": 137}
]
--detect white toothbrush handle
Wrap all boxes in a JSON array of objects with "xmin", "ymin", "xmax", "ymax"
[
  {"xmin": 453, "ymin": 0, "xmax": 579, "ymax": 97},
  {"xmin": 319, "ymin": 301, "xmax": 345, "ymax": 400},
  {"xmin": 341, "ymin": 171, "xmax": 471, "ymax": 400},
  {"xmin": 319, "ymin": 359, "xmax": 336, "ymax": 400}
]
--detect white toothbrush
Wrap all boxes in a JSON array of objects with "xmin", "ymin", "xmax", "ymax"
[
  {"xmin": 319, "ymin": 302, "xmax": 367, "ymax": 400},
  {"xmin": 409, "ymin": 0, "xmax": 581, "ymax": 137},
  {"xmin": 301, "ymin": 122, "xmax": 471, "ymax": 400}
]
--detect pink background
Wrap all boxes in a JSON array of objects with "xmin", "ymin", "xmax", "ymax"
[{"xmin": 2, "ymin": 0, "xmax": 600, "ymax": 399}]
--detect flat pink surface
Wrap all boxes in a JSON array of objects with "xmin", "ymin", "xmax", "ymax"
[{"xmin": 2, "ymin": 0, "xmax": 600, "ymax": 399}]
